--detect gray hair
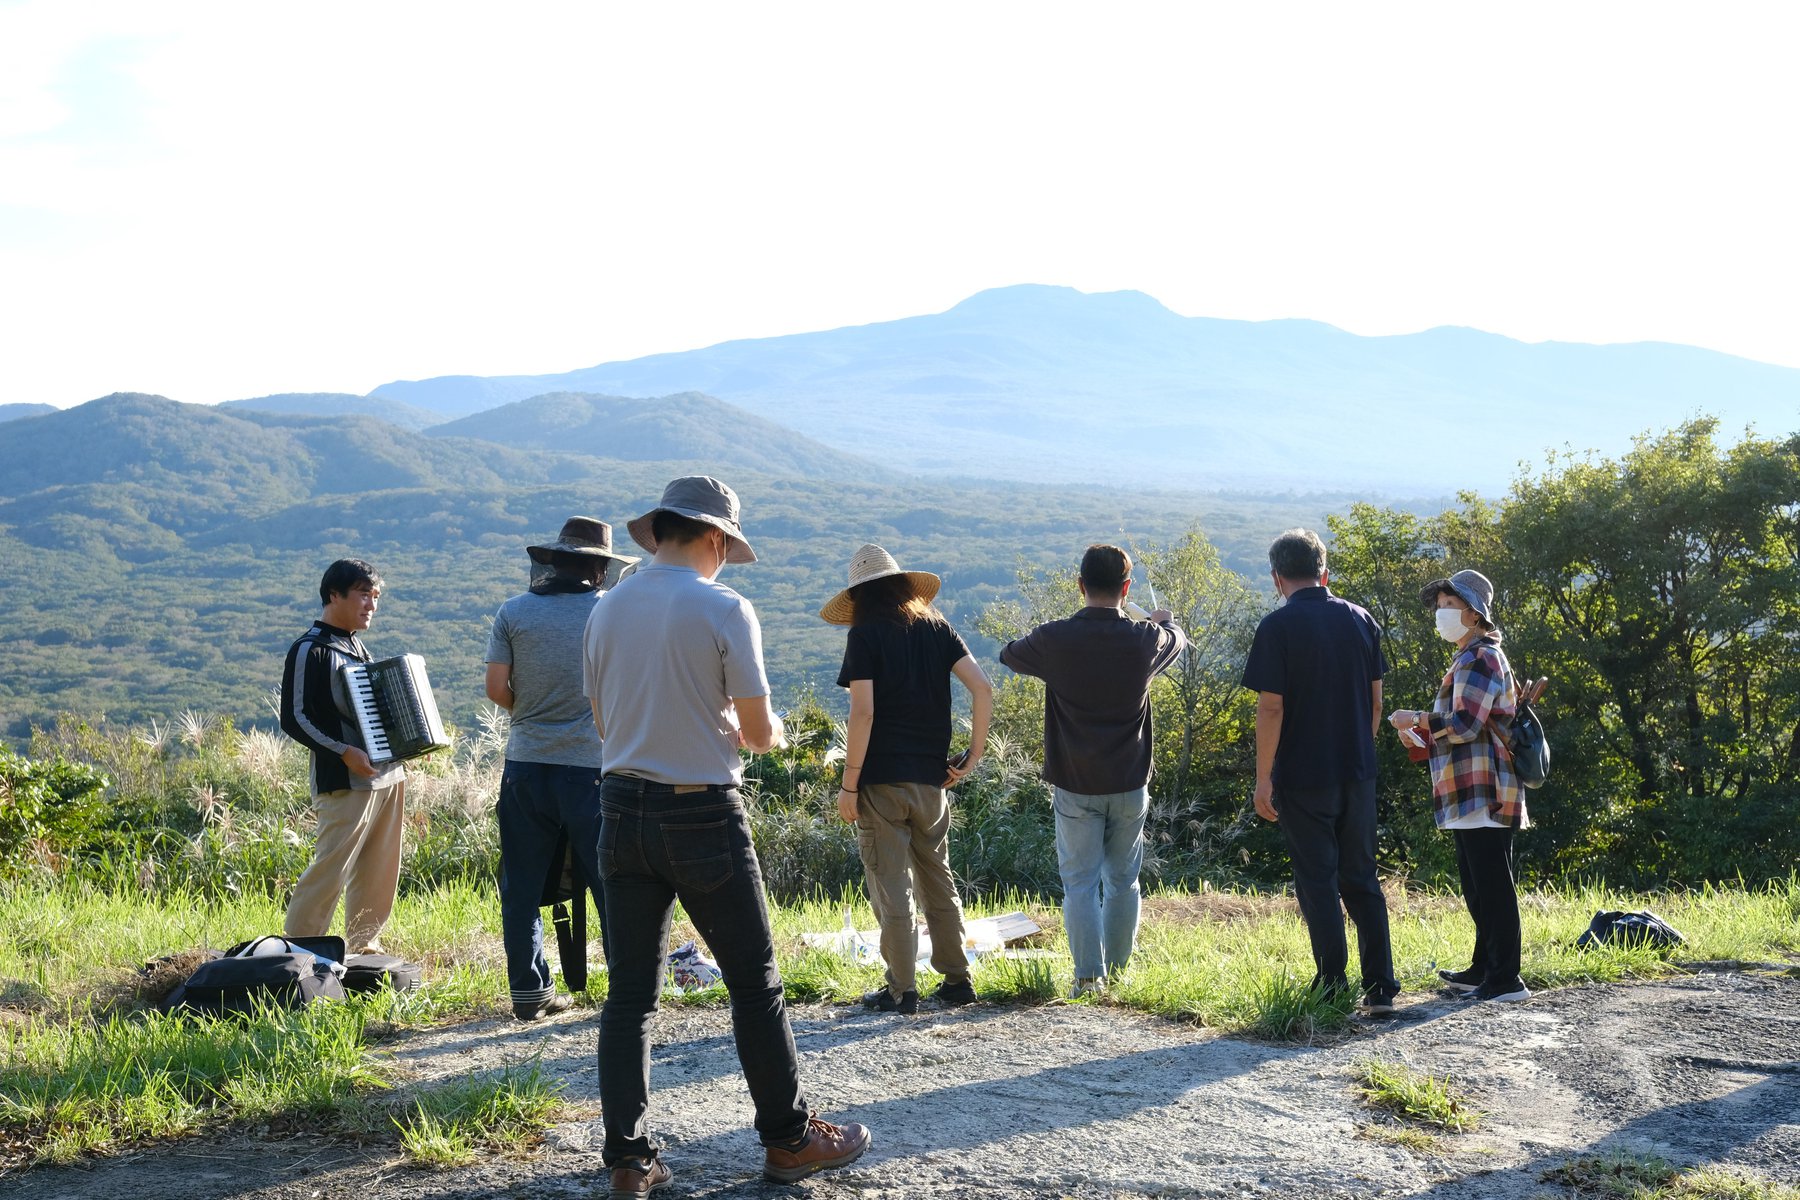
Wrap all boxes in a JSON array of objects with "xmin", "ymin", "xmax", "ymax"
[{"xmin": 1268, "ymin": 529, "xmax": 1327, "ymax": 582}]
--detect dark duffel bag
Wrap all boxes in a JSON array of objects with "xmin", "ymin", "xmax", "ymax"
[
  {"xmin": 1576, "ymin": 909, "xmax": 1685, "ymax": 951},
  {"xmin": 343, "ymin": 953, "xmax": 424, "ymax": 994},
  {"xmin": 225, "ymin": 934, "xmax": 346, "ymax": 964},
  {"xmin": 176, "ymin": 945, "xmax": 346, "ymax": 1015}
]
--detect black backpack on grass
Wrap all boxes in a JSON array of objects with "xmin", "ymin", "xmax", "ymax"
[
  {"xmin": 343, "ymin": 953, "xmax": 424, "ymax": 994},
  {"xmin": 172, "ymin": 936, "xmax": 346, "ymax": 1015},
  {"xmin": 1576, "ymin": 910, "xmax": 1685, "ymax": 951}
]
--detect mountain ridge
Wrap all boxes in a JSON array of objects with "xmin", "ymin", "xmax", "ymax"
[{"xmin": 368, "ymin": 285, "xmax": 1800, "ymax": 494}]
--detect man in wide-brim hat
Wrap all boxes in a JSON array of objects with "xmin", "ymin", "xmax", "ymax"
[
  {"xmin": 484, "ymin": 516, "xmax": 635, "ymax": 1021},
  {"xmin": 582, "ymin": 476, "xmax": 870, "ymax": 1193}
]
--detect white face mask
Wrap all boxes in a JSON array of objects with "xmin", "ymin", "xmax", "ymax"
[{"xmin": 1435, "ymin": 607, "xmax": 1471, "ymax": 643}]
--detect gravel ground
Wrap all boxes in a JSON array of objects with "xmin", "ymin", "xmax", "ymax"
[{"xmin": 7, "ymin": 970, "xmax": 1797, "ymax": 1200}]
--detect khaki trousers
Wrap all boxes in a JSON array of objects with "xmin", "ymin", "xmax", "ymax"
[
  {"xmin": 856, "ymin": 781, "xmax": 970, "ymax": 997},
  {"xmin": 284, "ymin": 780, "xmax": 404, "ymax": 952}
]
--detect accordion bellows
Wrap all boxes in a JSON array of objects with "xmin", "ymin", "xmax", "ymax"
[{"xmin": 341, "ymin": 653, "xmax": 451, "ymax": 763}]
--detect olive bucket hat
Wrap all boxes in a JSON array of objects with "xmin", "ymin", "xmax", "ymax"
[
  {"xmin": 625, "ymin": 476, "xmax": 757, "ymax": 564},
  {"xmin": 526, "ymin": 516, "xmax": 637, "ymax": 567}
]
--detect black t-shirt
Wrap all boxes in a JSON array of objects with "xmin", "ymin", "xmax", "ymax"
[
  {"xmin": 837, "ymin": 617, "xmax": 972, "ymax": 787},
  {"xmin": 1240, "ymin": 586, "xmax": 1387, "ymax": 790}
]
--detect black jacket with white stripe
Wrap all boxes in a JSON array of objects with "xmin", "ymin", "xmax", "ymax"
[{"xmin": 279, "ymin": 620, "xmax": 375, "ymax": 795}]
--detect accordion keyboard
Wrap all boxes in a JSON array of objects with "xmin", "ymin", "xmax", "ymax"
[{"xmin": 342, "ymin": 654, "xmax": 450, "ymax": 763}]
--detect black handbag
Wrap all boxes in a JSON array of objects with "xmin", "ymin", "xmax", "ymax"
[
  {"xmin": 1576, "ymin": 909, "xmax": 1684, "ymax": 950},
  {"xmin": 343, "ymin": 953, "xmax": 424, "ymax": 994},
  {"xmin": 174, "ymin": 936, "xmax": 346, "ymax": 1015}
]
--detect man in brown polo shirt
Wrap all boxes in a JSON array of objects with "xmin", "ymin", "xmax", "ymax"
[{"xmin": 999, "ymin": 544, "xmax": 1186, "ymax": 996}]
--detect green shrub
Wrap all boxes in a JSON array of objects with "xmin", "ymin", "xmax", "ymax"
[{"xmin": 0, "ymin": 746, "xmax": 111, "ymax": 881}]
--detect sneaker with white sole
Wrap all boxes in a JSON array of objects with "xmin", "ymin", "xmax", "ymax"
[
  {"xmin": 1437, "ymin": 967, "xmax": 1483, "ymax": 994},
  {"xmin": 1471, "ymin": 979, "xmax": 1531, "ymax": 1003},
  {"xmin": 1360, "ymin": 986, "xmax": 1399, "ymax": 1015}
]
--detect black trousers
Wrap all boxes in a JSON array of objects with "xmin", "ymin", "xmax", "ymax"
[
  {"xmin": 1452, "ymin": 825, "xmax": 1522, "ymax": 987},
  {"xmin": 1277, "ymin": 777, "xmax": 1397, "ymax": 993}
]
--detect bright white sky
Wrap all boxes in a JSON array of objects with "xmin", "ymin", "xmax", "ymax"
[{"xmin": 4, "ymin": 2, "xmax": 1799, "ymax": 408}]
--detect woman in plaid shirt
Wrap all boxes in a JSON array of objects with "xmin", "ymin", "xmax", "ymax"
[{"xmin": 1388, "ymin": 569, "xmax": 1531, "ymax": 1003}]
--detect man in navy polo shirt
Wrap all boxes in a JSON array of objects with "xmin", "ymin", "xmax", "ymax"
[{"xmin": 1241, "ymin": 528, "xmax": 1399, "ymax": 1013}]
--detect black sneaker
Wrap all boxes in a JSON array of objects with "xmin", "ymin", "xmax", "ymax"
[
  {"xmin": 1471, "ymin": 979, "xmax": 1531, "ymax": 1003},
  {"xmin": 1360, "ymin": 987, "xmax": 1399, "ymax": 1015},
  {"xmin": 512, "ymin": 993, "xmax": 574, "ymax": 1021},
  {"xmin": 934, "ymin": 978, "xmax": 978, "ymax": 1006},
  {"xmin": 862, "ymin": 987, "xmax": 917, "ymax": 1015},
  {"xmin": 1437, "ymin": 967, "xmax": 1484, "ymax": 994}
]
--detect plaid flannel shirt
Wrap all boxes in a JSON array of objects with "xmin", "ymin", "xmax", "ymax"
[{"xmin": 1426, "ymin": 634, "xmax": 1529, "ymax": 829}]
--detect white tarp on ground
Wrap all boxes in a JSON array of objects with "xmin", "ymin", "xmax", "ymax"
[{"xmin": 801, "ymin": 910, "xmax": 1041, "ymax": 970}]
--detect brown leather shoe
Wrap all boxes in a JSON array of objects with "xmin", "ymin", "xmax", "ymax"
[
  {"xmin": 607, "ymin": 1156, "xmax": 671, "ymax": 1198},
  {"xmin": 763, "ymin": 1114, "xmax": 872, "ymax": 1183}
]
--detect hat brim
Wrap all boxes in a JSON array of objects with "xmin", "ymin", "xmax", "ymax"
[
  {"xmin": 627, "ymin": 508, "xmax": 757, "ymax": 564},
  {"xmin": 527, "ymin": 542, "xmax": 639, "ymax": 566},
  {"xmin": 819, "ymin": 570, "xmax": 941, "ymax": 626},
  {"xmin": 1448, "ymin": 582, "xmax": 1492, "ymax": 621}
]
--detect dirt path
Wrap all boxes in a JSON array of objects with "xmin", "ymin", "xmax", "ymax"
[{"xmin": 8, "ymin": 971, "xmax": 1797, "ymax": 1199}]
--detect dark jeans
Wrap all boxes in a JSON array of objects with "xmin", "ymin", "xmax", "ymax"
[
  {"xmin": 1453, "ymin": 825, "xmax": 1522, "ymax": 987},
  {"xmin": 597, "ymin": 776, "xmax": 809, "ymax": 1164},
  {"xmin": 497, "ymin": 760, "xmax": 607, "ymax": 1006},
  {"xmin": 1276, "ymin": 777, "xmax": 1397, "ymax": 994}
]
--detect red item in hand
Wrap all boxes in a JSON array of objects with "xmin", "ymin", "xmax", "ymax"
[{"xmin": 1400, "ymin": 726, "xmax": 1431, "ymax": 763}]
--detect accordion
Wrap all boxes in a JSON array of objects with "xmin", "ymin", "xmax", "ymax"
[{"xmin": 340, "ymin": 654, "xmax": 451, "ymax": 764}]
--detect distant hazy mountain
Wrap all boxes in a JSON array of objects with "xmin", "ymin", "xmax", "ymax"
[
  {"xmin": 372, "ymin": 284, "xmax": 1800, "ymax": 493},
  {"xmin": 428, "ymin": 391, "xmax": 884, "ymax": 482},
  {"xmin": 0, "ymin": 403, "xmax": 55, "ymax": 423},
  {"xmin": 222, "ymin": 392, "xmax": 444, "ymax": 431}
]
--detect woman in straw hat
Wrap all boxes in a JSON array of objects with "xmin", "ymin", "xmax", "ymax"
[
  {"xmin": 1387, "ymin": 569, "xmax": 1532, "ymax": 1004},
  {"xmin": 824, "ymin": 543, "xmax": 993, "ymax": 1014}
]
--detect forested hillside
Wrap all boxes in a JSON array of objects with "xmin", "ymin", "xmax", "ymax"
[
  {"xmin": 0, "ymin": 393, "xmax": 1334, "ymax": 741},
  {"xmin": 427, "ymin": 391, "xmax": 884, "ymax": 481},
  {"xmin": 221, "ymin": 393, "xmax": 445, "ymax": 431}
]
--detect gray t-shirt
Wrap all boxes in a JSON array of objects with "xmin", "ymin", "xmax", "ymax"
[
  {"xmin": 486, "ymin": 590, "xmax": 606, "ymax": 768},
  {"xmin": 582, "ymin": 563, "xmax": 769, "ymax": 786}
]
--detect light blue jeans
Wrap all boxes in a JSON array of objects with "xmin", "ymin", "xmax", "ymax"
[{"xmin": 1053, "ymin": 786, "xmax": 1149, "ymax": 980}]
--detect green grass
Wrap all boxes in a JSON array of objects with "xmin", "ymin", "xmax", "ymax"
[
  {"xmin": 0, "ymin": 999, "xmax": 385, "ymax": 1164},
  {"xmin": 394, "ymin": 1061, "xmax": 565, "ymax": 1167},
  {"xmin": 1352, "ymin": 1056, "xmax": 1479, "ymax": 1131},
  {"xmin": 1, "ymin": 876, "xmax": 1795, "ymax": 1172},
  {"xmin": 1105, "ymin": 876, "xmax": 1800, "ymax": 1032},
  {"xmin": 1542, "ymin": 1150, "xmax": 1800, "ymax": 1199},
  {"xmin": 0, "ymin": 881, "xmax": 510, "ymax": 1021},
  {"xmin": 972, "ymin": 952, "xmax": 1059, "ymax": 1003}
]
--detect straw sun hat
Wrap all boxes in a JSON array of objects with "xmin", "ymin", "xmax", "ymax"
[{"xmin": 819, "ymin": 544, "xmax": 940, "ymax": 626}]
